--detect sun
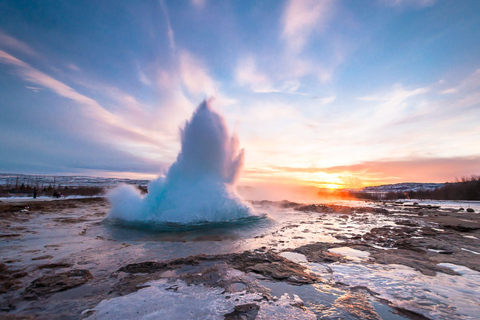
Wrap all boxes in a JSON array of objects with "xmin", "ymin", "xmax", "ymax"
[{"xmin": 323, "ymin": 183, "xmax": 341, "ymax": 190}]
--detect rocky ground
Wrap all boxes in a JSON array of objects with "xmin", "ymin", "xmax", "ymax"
[{"xmin": 0, "ymin": 197, "xmax": 479, "ymax": 319}]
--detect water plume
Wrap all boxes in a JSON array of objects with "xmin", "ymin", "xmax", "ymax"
[{"xmin": 107, "ymin": 99, "xmax": 255, "ymax": 224}]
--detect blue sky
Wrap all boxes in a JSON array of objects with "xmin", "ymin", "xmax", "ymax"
[{"xmin": 1, "ymin": 0, "xmax": 479, "ymax": 187}]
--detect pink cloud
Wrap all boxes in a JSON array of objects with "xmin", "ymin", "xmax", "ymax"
[
  {"xmin": 235, "ymin": 56, "xmax": 274, "ymax": 93},
  {"xmin": 179, "ymin": 51, "xmax": 216, "ymax": 95},
  {"xmin": 283, "ymin": 0, "xmax": 334, "ymax": 53},
  {"xmin": 0, "ymin": 49, "xmax": 29, "ymax": 67},
  {"xmin": 0, "ymin": 31, "xmax": 37, "ymax": 56}
]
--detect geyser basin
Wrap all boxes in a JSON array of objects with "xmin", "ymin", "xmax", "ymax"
[{"xmin": 106, "ymin": 99, "xmax": 258, "ymax": 225}]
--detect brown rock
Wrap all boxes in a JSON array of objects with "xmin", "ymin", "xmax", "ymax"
[
  {"xmin": 224, "ymin": 303, "xmax": 260, "ymax": 320},
  {"xmin": 22, "ymin": 269, "xmax": 93, "ymax": 300}
]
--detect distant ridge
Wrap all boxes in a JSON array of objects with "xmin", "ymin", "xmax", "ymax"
[
  {"xmin": 362, "ymin": 182, "xmax": 444, "ymax": 193},
  {"xmin": 0, "ymin": 173, "xmax": 150, "ymax": 188}
]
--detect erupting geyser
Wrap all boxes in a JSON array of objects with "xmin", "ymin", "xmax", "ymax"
[{"xmin": 107, "ymin": 99, "xmax": 255, "ymax": 224}]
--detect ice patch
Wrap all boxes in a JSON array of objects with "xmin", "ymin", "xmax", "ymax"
[
  {"xmin": 329, "ymin": 263, "xmax": 480, "ymax": 320},
  {"xmin": 461, "ymin": 248, "xmax": 480, "ymax": 255}
]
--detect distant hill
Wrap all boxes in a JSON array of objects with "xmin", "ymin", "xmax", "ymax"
[
  {"xmin": 361, "ymin": 182, "xmax": 444, "ymax": 193},
  {"xmin": 0, "ymin": 173, "xmax": 150, "ymax": 188},
  {"xmin": 359, "ymin": 177, "xmax": 480, "ymax": 201}
]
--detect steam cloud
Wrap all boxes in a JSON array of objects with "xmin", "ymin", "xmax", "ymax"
[{"xmin": 107, "ymin": 99, "xmax": 254, "ymax": 224}]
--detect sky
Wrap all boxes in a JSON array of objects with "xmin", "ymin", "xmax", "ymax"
[{"xmin": 0, "ymin": 0, "xmax": 479, "ymax": 189}]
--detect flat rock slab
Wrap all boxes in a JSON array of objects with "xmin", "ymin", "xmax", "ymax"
[
  {"xmin": 224, "ymin": 303, "xmax": 260, "ymax": 320},
  {"xmin": 22, "ymin": 269, "xmax": 93, "ymax": 300}
]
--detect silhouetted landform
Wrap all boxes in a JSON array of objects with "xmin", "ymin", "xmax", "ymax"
[
  {"xmin": 362, "ymin": 182, "xmax": 445, "ymax": 193},
  {"xmin": 355, "ymin": 176, "xmax": 480, "ymax": 201}
]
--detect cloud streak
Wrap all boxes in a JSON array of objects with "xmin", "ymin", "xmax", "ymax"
[
  {"xmin": 0, "ymin": 30, "xmax": 37, "ymax": 57},
  {"xmin": 0, "ymin": 49, "xmax": 159, "ymax": 147},
  {"xmin": 159, "ymin": 0, "xmax": 176, "ymax": 52}
]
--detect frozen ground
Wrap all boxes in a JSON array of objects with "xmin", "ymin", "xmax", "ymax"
[{"xmin": 1, "ymin": 197, "xmax": 479, "ymax": 319}]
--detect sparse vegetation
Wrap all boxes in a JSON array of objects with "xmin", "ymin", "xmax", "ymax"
[{"xmin": 0, "ymin": 185, "xmax": 105, "ymax": 198}]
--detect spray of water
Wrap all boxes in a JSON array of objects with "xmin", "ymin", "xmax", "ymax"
[{"xmin": 107, "ymin": 99, "xmax": 255, "ymax": 224}]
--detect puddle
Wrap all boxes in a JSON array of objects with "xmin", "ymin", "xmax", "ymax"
[
  {"xmin": 328, "ymin": 247, "xmax": 370, "ymax": 261},
  {"xmin": 280, "ymin": 251, "xmax": 308, "ymax": 264}
]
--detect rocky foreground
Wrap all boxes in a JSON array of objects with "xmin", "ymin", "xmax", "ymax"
[{"xmin": 0, "ymin": 198, "xmax": 479, "ymax": 319}]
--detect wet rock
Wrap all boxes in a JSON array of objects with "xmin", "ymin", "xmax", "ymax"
[
  {"xmin": 333, "ymin": 292, "xmax": 382, "ymax": 320},
  {"xmin": 222, "ymin": 250, "xmax": 318, "ymax": 285},
  {"xmin": 0, "ymin": 233, "xmax": 21, "ymax": 238},
  {"xmin": 118, "ymin": 261, "xmax": 168, "ymax": 274},
  {"xmin": 395, "ymin": 237, "xmax": 455, "ymax": 254},
  {"xmin": 362, "ymin": 226, "xmax": 419, "ymax": 248},
  {"xmin": 395, "ymin": 220, "xmax": 419, "ymax": 227},
  {"xmin": 224, "ymin": 303, "xmax": 260, "ymax": 320},
  {"xmin": 443, "ymin": 224, "xmax": 480, "ymax": 232},
  {"xmin": 292, "ymin": 243, "xmax": 346, "ymax": 263},
  {"xmin": 22, "ymin": 269, "xmax": 93, "ymax": 300},
  {"xmin": 52, "ymin": 217, "xmax": 89, "ymax": 223},
  {"xmin": 0, "ymin": 264, "xmax": 27, "ymax": 294},
  {"xmin": 116, "ymin": 250, "xmax": 318, "ymax": 294},
  {"xmin": 393, "ymin": 307, "xmax": 432, "ymax": 320},
  {"xmin": 37, "ymin": 263, "xmax": 73, "ymax": 270},
  {"xmin": 419, "ymin": 227, "xmax": 440, "ymax": 236},
  {"xmin": 193, "ymin": 234, "xmax": 236, "ymax": 241},
  {"xmin": 466, "ymin": 208, "xmax": 475, "ymax": 212},
  {"xmin": 373, "ymin": 208, "xmax": 389, "ymax": 214},
  {"xmin": 370, "ymin": 249, "xmax": 458, "ymax": 276},
  {"xmin": 393, "ymin": 239, "xmax": 428, "ymax": 253},
  {"xmin": 31, "ymin": 255, "xmax": 53, "ymax": 261},
  {"xmin": 296, "ymin": 204, "xmax": 332, "ymax": 213},
  {"xmin": 278, "ymin": 200, "xmax": 302, "ymax": 208}
]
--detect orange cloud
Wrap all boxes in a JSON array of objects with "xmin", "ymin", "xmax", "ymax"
[
  {"xmin": 244, "ymin": 156, "xmax": 480, "ymax": 189},
  {"xmin": 320, "ymin": 156, "xmax": 480, "ymax": 186}
]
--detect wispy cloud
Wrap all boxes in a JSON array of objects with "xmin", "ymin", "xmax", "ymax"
[
  {"xmin": 179, "ymin": 51, "xmax": 216, "ymax": 96},
  {"xmin": 358, "ymin": 85, "xmax": 428, "ymax": 102},
  {"xmin": 235, "ymin": 56, "xmax": 273, "ymax": 93},
  {"xmin": 235, "ymin": 55, "xmax": 312, "ymax": 95},
  {"xmin": 0, "ymin": 30, "xmax": 37, "ymax": 56},
  {"xmin": 381, "ymin": 0, "xmax": 436, "ymax": 8},
  {"xmin": 282, "ymin": 0, "xmax": 334, "ymax": 53},
  {"xmin": 191, "ymin": 0, "xmax": 206, "ymax": 9},
  {"xmin": 319, "ymin": 95, "xmax": 336, "ymax": 104},
  {"xmin": 0, "ymin": 49, "xmax": 29, "ymax": 67},
  {"xmin": 439, "ymin": 88, "xmax": 457, "ymax": 95},
  {"xmin": 159, "ymin": 0, "xmax": 176, "ymax": 52},
  {"xmin": 0, "ymin": 49, "xmax": 159, "ymax": 147},
  {"xmin": 67, "ymin": 63, "xmax": 80, "ymax": 71},
  {"xmin": 25, "ymin": 85, "xmax": 43, "ymax": 93}
]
